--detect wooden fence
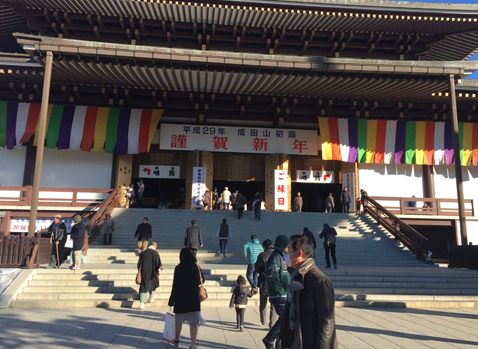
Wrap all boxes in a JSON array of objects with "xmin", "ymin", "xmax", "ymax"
[
  {"xmin": 0, "ymin": 233, "xmax": 50, "ymax": 268},
  {"xmin": 369, "ymin": 196, "xmax": 474, "ymax": 216}
]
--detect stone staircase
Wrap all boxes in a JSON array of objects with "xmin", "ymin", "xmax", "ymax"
[{"xmin": 10, "ymin": 209, "xmax": 478, "ymax": 308}]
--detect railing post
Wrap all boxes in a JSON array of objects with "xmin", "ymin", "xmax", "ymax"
[{"xmin": 377, "ymin": 210, "xmax": 381, "ymax": 226}]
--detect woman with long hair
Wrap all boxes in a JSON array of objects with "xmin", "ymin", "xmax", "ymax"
[{"xmin": 168, "ymin": 248, "xmax": 206, "ymax": 349}]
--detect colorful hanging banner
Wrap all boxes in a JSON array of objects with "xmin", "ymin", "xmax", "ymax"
[
  {"xmin": 319, "ymin": 117, "xmax": 478, "ymax": 166},
  {"xmin": 0, "ymin": 101, "xmax": 163, "ymax": 154}
]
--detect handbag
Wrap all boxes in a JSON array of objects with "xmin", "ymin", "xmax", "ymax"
[
  {"xmin": 163, "ymin": 312, "xmax": 176, "ymax": 343},
  {"xmin": 64, "ymin": 234, "xmax": 73, "ymax": 249},
  {"xmin": 136, "ymin": 260, "xmax": 143, "ymax": 285},
  {"xmin": 197, "ymin": 265, "xmax": 208, "ymax": 302}
]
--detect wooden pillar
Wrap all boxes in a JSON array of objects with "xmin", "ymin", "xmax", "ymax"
[
  {"xmin": 115, "ymin": 154, "xmax": 133, "ymax": 208},
  {"xmin": 201, "ymin": 151, "xmax": 214, "ymax": 205},
  {"xmin": 0, "ymin": 211, "xmax": 11, "ymax": 236},
  {"xmin": 22, "ymin": 143, "xmax": 36, "ymax": 186},
  {"xmin": 422, "ymin": 164, "xmax": 435, "ymax": 207},
  {"xmin": 449, "ymin": 74, "xmax": 468, "ymax": 245},
  {"xmin": 185, "ymin": 150, "xmax": 200, "ymax": 209},
  {"xmin": 28, "ymin": 52, "xmax": 53, "ymax": 236}
]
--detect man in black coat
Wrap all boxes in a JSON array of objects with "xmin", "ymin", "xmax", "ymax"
[
  {"xmin": 280, "ymin": 236, "xmax": 338, "ymax": 349},
  {"xmin": 70, "ymin": 214, "xmax": 86, "ymax": 270},
  {"xmin": 38, "ymin": 214, "xmax": 67, "ymax": 268},
  {"xmin": 319, "ymin": 223, "xmax": 338, "ymax": 269},
  {"xmin": 254, "ymin": 239, "xmax": 277, "ymax": 328},
  {"xmin": 302, "ymin": 227, "xmax": 316, "ymax": 258},
  {"xmin": 340, "ymin": 187, "xmax": 352, "ymax": 213},
  {"xmin": 134, "ymin": 217, "xmax": 152, "ymax": 252},
  {"xmin": 185, "ymin": 219, "xmax": 203, "ymax": 257},
  {"xmin": 138, "ymin": 242, "xmax": 162, "ymax": 310}
]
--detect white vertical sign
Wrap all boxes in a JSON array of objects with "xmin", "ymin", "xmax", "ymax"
[
  {"xmin": 192, "ymin": 167, "xmax": 206, "ymax": 209},
  {"xmin": 343, "ymin": 172, "xmax": 355, "ymax": 213},
  {"xmin": 274, "ymin": 169, "xmax": 288, "ymax": 211}
]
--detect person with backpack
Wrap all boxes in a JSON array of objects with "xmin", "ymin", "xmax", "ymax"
[
  {"xmin": 254, "ymin": 239, "xmax": 277, "ymax": 328},
  {"xmin": 319, "ymin": 223, "xmax": 338, "ymax": 269},
  {"xmin": 252, "ymin": 192, "xmax": 263, "ymax": 221},
  {"xmin": 235, "ymin": 191, "xmax": 247, "ymax": 219}
]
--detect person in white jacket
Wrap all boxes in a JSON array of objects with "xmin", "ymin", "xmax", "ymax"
[{"xmin": 221, "ymin": 187, "xmax": 231, "ymax": 210}]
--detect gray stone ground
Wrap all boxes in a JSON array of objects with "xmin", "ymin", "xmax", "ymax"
[{"xmin": 0, "ymin": 306, "xmax": 477, "ymax": 349}]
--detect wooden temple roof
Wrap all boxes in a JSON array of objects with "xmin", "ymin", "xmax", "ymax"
[
  {"xmin": 0, "ymin": 0, "xmax": 477, "ymax": 61},
  {"xmin": 0, "ymin": 34, "xmax": 477, "ymax": 127}
]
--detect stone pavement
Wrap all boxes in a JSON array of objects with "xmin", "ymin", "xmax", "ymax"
[{"xmin": 1, "ymin": 306, "xmax": 477, "ymax": 349}]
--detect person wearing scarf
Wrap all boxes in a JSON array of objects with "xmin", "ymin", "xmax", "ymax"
[
  {"xmin": 38, "ymin": 214, "xmax": 67, "ymax": 268},
  {"xmin": 280, "ymin": 235, "xmax": 337, "ymax": 349}
]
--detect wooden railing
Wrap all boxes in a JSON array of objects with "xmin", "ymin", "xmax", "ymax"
[
  {"xmin": 83, "ymin": 188, "xmax": 119, "ymax": 256},
  {"xmin": 0, "ymin": 186, "xmax": 115, "ymax": 208},
  {"xmin": 369, "ymin": 196, "xmax": 474, "ymax": 216},
  {"xmin": 0, "ymin": 232, "xmax": 50, "ymax": 268},
  {"xmin": 364, "ymin": 196, "xmax": 428, "ymax": 261}
]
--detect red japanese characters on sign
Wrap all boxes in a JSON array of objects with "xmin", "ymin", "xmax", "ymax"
[
  {"xmin": 252, "ymin": 138, "xmax": 268, "ymax": 152},
  {"xmin": 213, "ymin": 136, "xmax": 228, "ymax": 150},
  {"xmin": 171, "ymin": 134, "xmax": 187, "ymax": 148},
  {"xmin": 274, "ymin": 170, "xmax": 288, "ymax": 211},
  {"xmin": 292, "ymin": 139, "xmax": 308, "ymax": 153}
]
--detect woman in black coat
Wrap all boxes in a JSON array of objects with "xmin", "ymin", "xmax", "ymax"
[
  {"xmin": 137, "ymin": 242, "xmax": 162, "ymax": 310},
  {"xmin": 168, "ymin": 248, "xmax": 205, "ymax": 349}
]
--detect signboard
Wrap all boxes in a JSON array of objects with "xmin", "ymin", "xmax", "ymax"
[
  {"xmin": 191, "ymin": 167, "xmax": 206, "ymax": 209},
  {"xmin": 274, "ymin": 169, "xmax": 288, "ymax": 211},
  {"xmin": 296, "ymin": 170, "xmax": 334, "ymax": 183},
  {"xmin": 139, "ymin": 165, "xmax": 180, "ymax": 179},
  {"xmin": 160, "ymin": 124, "xmax": 318, "ymax": 155},
  {"xmin": 342, "ymin": 172, "xmax": 356, "ymax": 213},
  {"xmin": 10, "ymin": 218, "xmax": 88, "ymax": 233}
]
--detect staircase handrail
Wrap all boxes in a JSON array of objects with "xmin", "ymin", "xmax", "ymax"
[
  {"xmin": 82, "ymin": 189, "xmax": 119, "ymax": 256},
  {"xmin": 363, "ymin": 196, "xmax": 428, "ymax": 261}
]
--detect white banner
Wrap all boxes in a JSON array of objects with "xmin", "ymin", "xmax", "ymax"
[
  {"xmin": 10, "ymin": 218, "xmax": 88, "ymax": 233},
  {"xmin": 160, "ymin": 124, "xmax": 317, "ymax": 155},
  {"xmin": 191, "ymin": 167, "xmax": 206, "ymax": 209},
  {"xmin": 139, "ymin": 165, "xmax": 180, "ymax": 179},
  {"xmin": 274, "ymin": 169, "xmax": 288, "ymax": 211},
  {"xmin": 296, "ymin": 170, "xmax": 334, "ymax": 183},
  {"xmin": 342, "ymin": 172, "xmax": 356, "ymax": 213}
]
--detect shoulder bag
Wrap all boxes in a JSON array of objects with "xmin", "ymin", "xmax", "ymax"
[
  {"xmin": 136, "ymin": 259, "xmax": 143, "ymax": 285},
  {"xmin": 197, "ymin": 265, "xmax": 208, "ymax": 302}
]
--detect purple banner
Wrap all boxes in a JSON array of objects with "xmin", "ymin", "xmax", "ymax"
[
  {"xmin": 394, "ymin": 120, "xmax": 407, "ymax": 164},
  {"xmin": 116, "ymin": 108, "xmax": 131, "ymax": 155},
  {"xmin": 6, "ymin": 102, "xmax": 18, "ymax": 150},
  {"xmin": 348, "ymin": 119, "xmax": 358, "ymax": 163},
  {"xmin": 444, "ymin": 122, "xmax": 454, "ymax": 165},
  {"xmin": 57, "ymin": 105, "xmax": 75, "ymax": 149}
]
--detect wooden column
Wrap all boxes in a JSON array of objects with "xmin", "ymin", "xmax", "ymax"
[
  {"xmin": 449, "ymin": 74, "xmax": 468, "ymax": 245},
  {"xmin": 28, "ymin": 52, "xmax": 53, "ymax": 236},
  {"xmin": 265, "ymin": 154, "xmax": 280, "ymax": 211},
  {"xmin": 185, "ymin": 150, "xmax": 200, "ymax": 209},
  {"xmin": 201, "ymin": 151, "xmax": 214, "ymax": 203},
  {"xmin": 115, "ymin": 154, "xmax": 133, "ymax": 207},
  {"xmin": 422, "ymin": 164, "xmax": 435, "ymax": 207}
]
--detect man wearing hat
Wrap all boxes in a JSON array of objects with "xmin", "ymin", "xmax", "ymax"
[
  {"xmin": 184, "ymin": 219, "xmax": 203, "ymax": 257},
  {"xmin": 221, "ymin": 187, "xmax": 231, "ymax": 210},
  {"xmin": 263, "ymin": 234, "xmax": 291, "ymax": 349},
  {"xmin": 38, "ymin": 215, "xmax": 67, "ymax": 268},
  {"xmin": 70, "ymin": 215, "xmax": 86, "ymax": 270}
]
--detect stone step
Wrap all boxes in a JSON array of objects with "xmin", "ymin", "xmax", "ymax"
[{"xmin": 11, "ymin": 298, "xmax": 478, "ymax": 309}]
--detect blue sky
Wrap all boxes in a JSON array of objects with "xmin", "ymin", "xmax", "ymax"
[{"xmin": 386, "ymin": 0, "xmax": 478, "ymax": 79}]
